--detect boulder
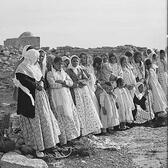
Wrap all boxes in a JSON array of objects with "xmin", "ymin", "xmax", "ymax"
[{"xmin": 1, "ymin": 152, "xmax": 48, "ymax": 168}]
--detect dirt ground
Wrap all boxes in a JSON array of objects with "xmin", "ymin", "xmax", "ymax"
[{"xmin": 0, "ymin": 88, "xmax": 167, "ymax": 168}]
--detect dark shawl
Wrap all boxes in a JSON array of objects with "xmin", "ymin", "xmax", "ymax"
[{"xmin": 16, "ymin": 73, "xmax": 36, "ymax": 118}]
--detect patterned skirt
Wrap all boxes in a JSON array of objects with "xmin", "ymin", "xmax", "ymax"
[
  {"xmin": 74, "ymin": 86, "xmax": 102, "ymax": 136},
  {"xmin": 20, "ymin": 89, "xmax": 60, "ymax": 151}
]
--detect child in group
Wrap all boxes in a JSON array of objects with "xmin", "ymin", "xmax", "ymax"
[
  {"xmin": 134, "ymin": 82, "xmax": 155, "ymax": 124},
  {"xmin": 114, "ymin": 78, "xmax": 134, "ymax": 130},
  {"xmin": 93, "ymin": 56, "xmax": 120, "ymax": 133},
  {"xmin": 97, "ymin": 82, "xmax": 119, "ymax": 133}
]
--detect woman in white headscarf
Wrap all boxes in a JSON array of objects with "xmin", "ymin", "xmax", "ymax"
[
  {"xmin": 12, "ymin": 45, "xmax": 33, "ymax": 78},
  {"xmin": 15, "ymin": 49, "xmax": 60, "ymax": 158},
  {"xmin": 145, "ymin": 59, "xmax": 167, "ymax": 117},
  {"xmin": 120, "ymin": 56, "xmax": 137, "ymax": 98},
  {"xmin": 66, "ymin": 55, "xmax": 102, "ymax": 136},
  {"xmin": 62, "ymin": 56, "xmax": 70, "ymax": 71},
  {"xmin": 47, "ymin": 56, "xmax": 80, "ymax": 145},
  {"xmin": 146, "ymin": 49, "xmax": 159, "ymax": 73}
]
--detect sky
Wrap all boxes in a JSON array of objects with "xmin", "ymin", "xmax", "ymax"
[{"xmin": 0, "ymin": 0, "xmax": 166, "ymax": 49}]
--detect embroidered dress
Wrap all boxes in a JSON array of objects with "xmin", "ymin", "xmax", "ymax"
[
  {"xmin": 15, "ymin": 49, "xmax": 60, "ymax": 152},
  {"xmin": 20, "ymin": 89, "xmax": 60, "ymax": 151},
  {"xmin": 114, "ymin": 87, "xmax": 134, "ymax": 123},
  {"xmin": 47, "ymin": 68, "xmax": 80, "ymax": 144},
  {"xmin": 148, "ymin": 68, "xmax": 167, "ymax": 113},
  {"xmin": 80, "ymin": 65, "xmax": 100, "ymax": 115},
  {"xmin": 67, "ymin": 68, "xmax": 102, "ymax": 136}
]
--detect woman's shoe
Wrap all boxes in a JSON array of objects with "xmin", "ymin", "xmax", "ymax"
[{"xmin": 36, "ymin": 151, "xmax": 45, "ymax": 158}]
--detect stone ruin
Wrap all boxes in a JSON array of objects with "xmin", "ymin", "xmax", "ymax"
[{"xmin": 4, "ymin": 32, "xmax": 40, "ymax": 50}]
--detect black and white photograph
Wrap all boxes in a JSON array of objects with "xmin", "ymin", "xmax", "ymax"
[{"xmin": 0, "ymin": 0, "xmax": 167, "ymax": 167}]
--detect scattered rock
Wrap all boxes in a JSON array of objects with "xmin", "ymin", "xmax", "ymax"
[{"xmin": 1, "ymin": 152, "xmax": 48, "ymax": 168}]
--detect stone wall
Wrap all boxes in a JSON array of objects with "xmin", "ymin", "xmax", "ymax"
[
  {"xmin": 4, "ymin": 38, "xmax": 18, "ymax": 48},
  {"xmin": 4, "ymin": 37, "xmax": 40, "ymax": 49}
]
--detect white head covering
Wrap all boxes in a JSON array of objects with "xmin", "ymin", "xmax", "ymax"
[
  {"xmin": 146, "ymin": 48, "xmax": 156, "ymax": 60},
  {"xmin": 13, "ymin": 49, "xmax": 41, "ymax": 106},
  {"xmin": 68, "ymin": 55, "xmax": 81, "ymax": 75},
  {"xmin": 62, "ymin": 56, "xmax": 70, "ymax": 62},
  {"xmin": 16, "ymin": 49, "xmax": 42, "ymax": 81},
  {"xmin": 22, "ymin": 45, "xmax": 31, "ymax": 58}
]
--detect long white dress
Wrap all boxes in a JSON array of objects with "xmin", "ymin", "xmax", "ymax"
[
  {"xmin": 157, "ymin": 60, "xmax": 167, "ymax": 95},
  {"xmin": 99, "ymin": 90, "xmax": 120, "ymax": 128},
  {"xmin": 96, "ymin": 65, "xmax": 120, "ymax": 128},
  {"xmin": 133, "ymin": 61, "xmax": 145, "ymax": 81},
  {"xmin": 47, "ymin": 68, "xmax": 80, "ymax": 144},
  {"xmin": 148, "ymin": 68, "xmax": 167, "ymax": 113},
  {"xmin": 67, "ymin": 68, "xmax": 102, "ymax": 136},
  {"xmin": 122, "ymin": 66, "xmax": 137, "ymax": 98},
  {"xmin": 114, "ymin": 87, "xmax": 134, "ymax": 123}
]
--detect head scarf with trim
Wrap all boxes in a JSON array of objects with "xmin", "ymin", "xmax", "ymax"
[
  {"xmin": 68, "ymin": 55, "xmax": 81, "ymax": 75},
  {"xmin": 16, "ymin": 49, "xmax": 42, "ymax": 81},
  {"xmin": 62, "ymin": 56, "xmax": 70, "ymax": 62}
]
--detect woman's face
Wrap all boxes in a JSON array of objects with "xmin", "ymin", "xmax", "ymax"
[
  {"xmin": 118, "ymin": 79, "xmax": 124, "ymax": 87},
  {"xmin": 147, "ymin": 49, "xmax": 152, "ymax": 55},
  {"xmin": 138, "ymin": 84, "xmax": 143, "ymax": 93},
  {"xmin": 53, "ymin": 61, "xmax": 62, "ymax": 71},
  {"xmin": 39, "ymin": 51, "xmax": 45, "ymax": 63},
  {"xmin": 134, "ymin": 55, "xmax": 141, "ymax": 63},
  {"xmin": 160, "ymin": 53, "xmax": 165, "ymax": 60},
  {"xmin": 145, "ymin": 63, "xmax": 152, "ymax": 70},
  {"xmin": 71, "ymin": 57, "xmax": 79, "ymax": 68},
  {"xmin": 80, "ymin": 54, "xmax": 87, "ymax": 65},
  {"xmin": 109, "ymin": 56, "xmax": 117, "ymax": 64},
  {"xmin": 103, "ymin": 56, "xmax": 108, "ymax": 63}
]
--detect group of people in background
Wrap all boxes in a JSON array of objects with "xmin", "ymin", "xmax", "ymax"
[{"xmin": 13, "ymin": 45, "xmax": 167, "ymax": 158}]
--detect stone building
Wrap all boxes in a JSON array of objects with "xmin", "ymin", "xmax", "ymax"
[{"xmin": 4, "ymin": 32, "xmax": 40, "ymax": 49}]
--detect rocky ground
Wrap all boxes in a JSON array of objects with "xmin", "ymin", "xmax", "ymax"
[{"xmin": 0, "ymin": 82, "xmax": 167, "ymax": 168}]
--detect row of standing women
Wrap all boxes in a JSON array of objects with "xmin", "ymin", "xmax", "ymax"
[{"xmin": 14, "ymin": 46, "xmax": 167, "ymax": 158}]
